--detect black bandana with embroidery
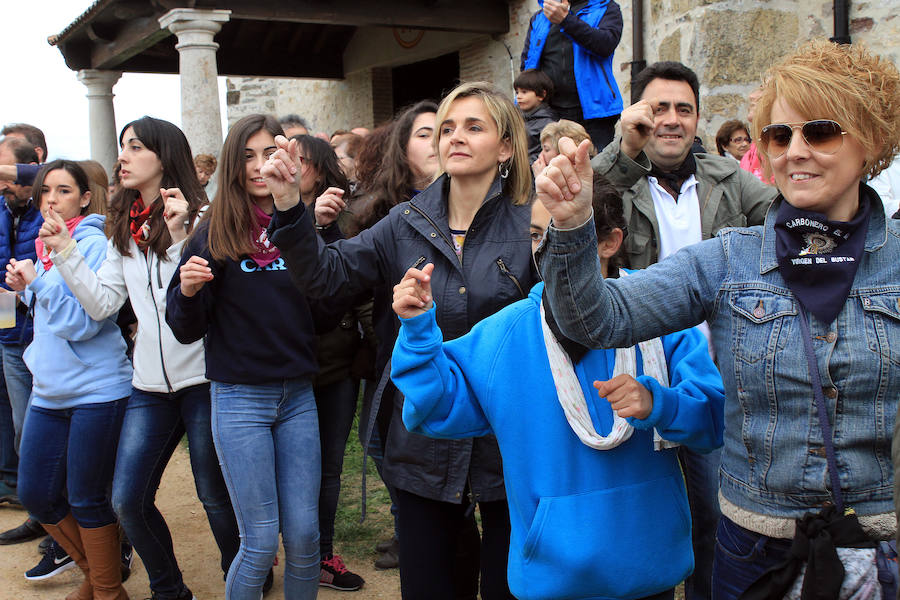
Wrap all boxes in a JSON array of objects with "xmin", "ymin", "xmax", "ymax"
[
  {"xmin": 649, "ymin": 152, "xmax": 697, "ymax": 201},
  {"xmin": 774, "ymin": 188, "xmax": 871, "ymax": 325}
]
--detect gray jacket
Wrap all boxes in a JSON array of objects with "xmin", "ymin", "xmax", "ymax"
[{"xmin": 592, "ymin": 139, "xmax": 778, "ymax": 268}]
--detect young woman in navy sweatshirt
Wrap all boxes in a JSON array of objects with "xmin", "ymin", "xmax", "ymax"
[{"xmin": 166, "ymin": 114, "xmax": 337, "ymax": 600}]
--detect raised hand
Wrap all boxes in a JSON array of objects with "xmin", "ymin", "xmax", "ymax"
[
  {"xmin": 161, "ymin": 187, "xmax": 190, "ymax": 242},
  {"xmin": 536, "ymin": 137, "xmax": 593, "ymax": 230},
  {"xmin": 314, "ymin": 187, "xmax": 346, "ymax": 227},
  {"xmin": 594, "ymin": 375, "xmax": 653, "ymax": 420},
  {"xmin": 393, "ymin": 263, "xmax": 434, "ymax": 319},
  {"xmin": 5, "ymin": 258, "xmax": 37, "ymax": 291},
  {"xmin": 531, "ymin": 153, "xmax": 547, "ymax": 180},
  {"xmin": 38, "ymin": 207, "xmax": 72, "ymax": 253},
  {"xmin": 619, "ymin": 97, "xmax": 658, "ymax": 159},
  {"xmin": 179, "ymin": 256, "xmax": 214, "ymax": 297},
  {"xmin": 542, "ymin": 0, "xmax": 570, "ymax": 24},
  {"xmin": 260, "ymin": 135, "xmax": 302, "ymax": 211}
]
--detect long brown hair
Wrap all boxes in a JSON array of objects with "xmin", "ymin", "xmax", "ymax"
[
  {"xmin": 204, "ymin": 114, "xmax": 284, "ymax": 262},
  {"xmin": 107, "ymin": 117, "xmax": 207, "ymax": 259}
]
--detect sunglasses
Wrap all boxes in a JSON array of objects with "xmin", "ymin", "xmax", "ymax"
[
  {"xmin": 729, "ymin": 136, "xmax": 751, "ymax": 144},
  {"xmin": 759, "ymin": 120, "xmax": 847, "ymax": 158}
]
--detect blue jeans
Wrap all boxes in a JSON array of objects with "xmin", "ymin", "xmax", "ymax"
[
  {"xmin": 211, "ymin": 378, "xmax": 321, "ymax": 600},
  {"xmin": 679, "ymin": 445, "xmax": 722, "ymax": 600},
  {"xmin": 18, "ymin": 398, "xmax": 127, "ymax": 528},
  {"xmin": 0, "ymin": 343, "xmax": 33, "ymax": 485},
  {"xmin": 315, "ymin": 377, "xmax": 358, "ymax": 558},
  {"xmin": 711, "ymin": 516, "xmax": 792, "ymax": 600},
  {"xmin": 112, "ymin": 384, "xmax": 239, "ymax": 599}
]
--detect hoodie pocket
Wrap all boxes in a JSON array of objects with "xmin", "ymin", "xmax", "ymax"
[{"xmin": 520, "ymin": 474, "xmax": 692, "ymax": 599}]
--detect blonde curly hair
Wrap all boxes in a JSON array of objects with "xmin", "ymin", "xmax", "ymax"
[{"xmin": 753, "ymin": 39, "xmax": 900, "ymax": 179}]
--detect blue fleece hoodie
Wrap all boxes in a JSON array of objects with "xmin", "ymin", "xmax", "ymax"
[
  {"xmin": 391, "ymin": 283, "xmax": 725, "ymax": 600},
  {"xmin": 23, "ymin": 214, "xmax": 132, "ymax": 409}
]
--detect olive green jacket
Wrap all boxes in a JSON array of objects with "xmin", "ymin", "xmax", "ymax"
[{"xmin": 592, "ymin": 139, "xmax": 778, "ymax": 268}]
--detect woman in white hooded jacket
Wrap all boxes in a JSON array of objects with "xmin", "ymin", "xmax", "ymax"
[{"xmin": 39, "ymin": 116, "xmax": 239, "ymax": 600}]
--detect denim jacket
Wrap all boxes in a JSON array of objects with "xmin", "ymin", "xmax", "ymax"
[{"xmin": 540, "ymin": 186, "xmax": 899, "ymax": 524}]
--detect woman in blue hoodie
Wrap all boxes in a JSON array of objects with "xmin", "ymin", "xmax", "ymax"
[
  {"xmin": 5, "ymin": 160, "xmax": 133, "ymax": 600},
  {"xmin": 390, "ymin": 172, "xmax": 725, "ymax": 600}
]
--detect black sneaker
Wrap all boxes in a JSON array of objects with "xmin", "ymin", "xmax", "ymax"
[
  {"xmin": 319, "ymin": 554, "xmax": 364, "ymax": 591},
  {"xmin": 144, "ymin": 588, "xmax": 196, "ymax": 600},
  {"xmin": 0, "ymin": 517, "xmax": 45, "ymax": 545},
  {"xmin": 24, "ymin": 539, "xmax": 75, "ymax": 580},
  {"xmin": 121, "ymin": 537, "xmax": 134, "ymax": 583}
]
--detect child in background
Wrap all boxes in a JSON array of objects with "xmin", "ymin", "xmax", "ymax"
[
  {"xmin": 515, "ymin": 69, "xmax": 557, "ymax": 162},
  {"xmin": 531, "ymin": 119, "xmax": 596, "ymax": 178},
  {"xmin": 390, "ymin": 172, "xmax": 725, "ymax": 600}
]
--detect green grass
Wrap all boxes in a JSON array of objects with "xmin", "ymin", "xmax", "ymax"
[{"xmin": 332, "ymin": 400, "xmax": 396, "ymax": 561}]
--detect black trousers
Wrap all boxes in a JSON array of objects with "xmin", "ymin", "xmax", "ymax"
[
  {"xmin": 553, "ymin": 104, "xmax": 620, "ymax": 153},
  {"xmin": 395, "ymin": 487, "xmax": 514, "ymax": 600}
]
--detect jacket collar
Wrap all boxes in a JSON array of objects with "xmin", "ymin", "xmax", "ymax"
[
  {"xmin": 693, "ymin": 152, "xmax": 741, "ymax": 184},
  {"xmin": 407, "ymin": 172, "xmax": 506, "ymax": 220},
  {"xmin": 759, "ymin": 184, "xmax": 888, "ymax": 274}
]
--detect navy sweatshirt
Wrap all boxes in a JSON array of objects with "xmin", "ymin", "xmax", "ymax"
[{"xmin": 166, "ymin": 221, "xmax": 332, "ymax": 384}]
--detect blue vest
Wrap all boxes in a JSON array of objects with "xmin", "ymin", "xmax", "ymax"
[
  {"xmin": 524, "ymin": 0, "xmax": 623, "ymax": 119},
  {"xmin": 0, "ymin": 198, "xmax": 42, "ymax": 345}
]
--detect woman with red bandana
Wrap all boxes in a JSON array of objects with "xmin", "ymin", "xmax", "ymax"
[{"xmin": 38, "ymin": 117, "xmax": 239, "ymax": 600}]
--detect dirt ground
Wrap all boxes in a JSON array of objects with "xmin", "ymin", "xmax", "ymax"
[{"xmin": 0, "ymin": 444, "xmax": 400, "ymax": 599}]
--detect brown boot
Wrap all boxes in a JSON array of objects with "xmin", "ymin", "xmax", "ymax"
[
  {"xmin": 41, "ymin": 515, "xmax": 92, "ymax": 600},
  {"xmin": 80, "ymin": 523, "xmax": 129, "ymax": 600}
]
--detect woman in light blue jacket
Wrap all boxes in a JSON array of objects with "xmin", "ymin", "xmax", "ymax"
[
  {"xmin": 6, "ymin": 160, "xmax": 133, "ymax": 600},
  {"xmin": 535, "ymin": 41, "xmax": 900, "ymax": 599}
]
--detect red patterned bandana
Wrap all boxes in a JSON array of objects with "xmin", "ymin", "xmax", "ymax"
[
  {"xmin": 129, "ymin": 196, "xmax": 154, "ymax": 253},
  {"xmin": 249, "ymin": 204, "xmax": 280, "ymax": 268},
  {"xmin": 35, "ymin": 215, "xmax": 85, "ymax": 270}
]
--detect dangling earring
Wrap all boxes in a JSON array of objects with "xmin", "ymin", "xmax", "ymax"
[{"xmin": 498, "ymin": 160, "xmax": 511, "ymax": 180}]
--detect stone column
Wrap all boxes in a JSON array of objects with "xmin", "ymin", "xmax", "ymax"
[
  {"xmin": 77, "ymin": 69, "xmax": 122, "ymax": 175},
  {"xmin": 159, "ymin": 8, "xmax": 231, "ymax": 156}
]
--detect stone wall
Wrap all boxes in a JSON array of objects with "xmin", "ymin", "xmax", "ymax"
[
  {"xmin": 630, "ymin": 0, "xmax": 900, "ymax": 148},
  {"xmin": 227, "ymin": 70, "xmax": 373, "ymax": 134},
  {"xmin": 227, "ymin": 0, "xmax": 899, "ymax": 147}
]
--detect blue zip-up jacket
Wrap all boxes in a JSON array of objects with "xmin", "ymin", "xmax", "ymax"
[
  {"xmin": 23, "ymin": 214, "xmax": 132, "ymax": 409},
  {"xmin": 0, "ymin": 198, "xmax": 42, "ymax": 345},
  {"xmin": 391, "ymin": 283, "xmax": 724, "ymax": 600},
  {"xmin": 521, "ymin": 0, "xmax": 623, "ymax": 119}
]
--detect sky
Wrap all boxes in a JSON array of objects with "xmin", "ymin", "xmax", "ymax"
[{"xmin": 1, "ymin": 1, "xmax": 227, "ymax": 162}]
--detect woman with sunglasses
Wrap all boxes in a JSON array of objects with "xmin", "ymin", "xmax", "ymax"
[{"xmin": 535, "ymin": 40, "xmax": 900, "ymax": 599}]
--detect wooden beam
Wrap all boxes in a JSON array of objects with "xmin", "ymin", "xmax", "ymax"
[
  {"xmin": 226, "ymin": 0, "xmax": 509, "ymax": 34},
  {"xmin": 90, "ymin": 16, "xmax": 172, "ymax": 70}
]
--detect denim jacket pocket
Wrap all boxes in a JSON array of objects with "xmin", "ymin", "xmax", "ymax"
[
  {"xmin": 728, "ymin": 291, "xmax": 797, "ymax": 364},
  {"xmin": 861, "ymin": 293, "xmax": 900, "ymax": 367}
]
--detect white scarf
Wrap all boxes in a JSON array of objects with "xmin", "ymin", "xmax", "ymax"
[{"xmin": 540, "ymin": 276, "xmax": 678, "ymax": 452}]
